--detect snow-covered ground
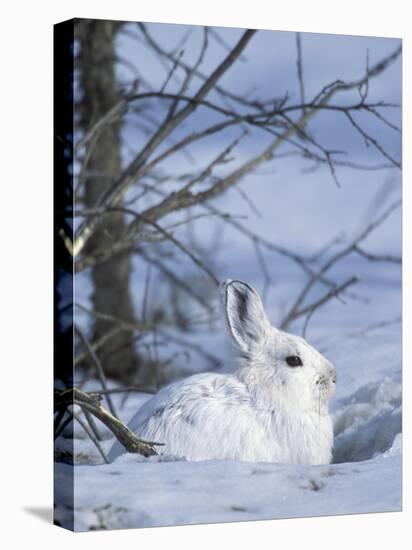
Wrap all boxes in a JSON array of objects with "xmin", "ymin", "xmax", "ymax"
[{"xmin": 54, "ymin": 318, "xmax": 401, "ymax": 531}]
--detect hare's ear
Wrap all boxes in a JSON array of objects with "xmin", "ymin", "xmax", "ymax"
[{"xmin": 220, "ymin": 279, "xmax": 271, "ymax": 354}]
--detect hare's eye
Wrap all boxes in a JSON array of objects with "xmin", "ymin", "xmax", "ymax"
[{"xmin": 286, "ymin": 355, "xmax": 303, "ymax": 367}]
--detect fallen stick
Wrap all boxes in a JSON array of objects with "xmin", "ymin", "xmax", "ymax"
[{"xmin": 54, "ymin": 388, "xmax": 163, "ymax": 458}]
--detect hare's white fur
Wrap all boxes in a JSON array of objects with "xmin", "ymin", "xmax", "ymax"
[{"xmin": 108, "ymin": 280, "xmax": 336, "ymax": 464}]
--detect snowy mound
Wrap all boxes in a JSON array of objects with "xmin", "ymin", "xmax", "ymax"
[{"xmin": 333, "ymin": 378, "xmax": 401, "ymax": 463}]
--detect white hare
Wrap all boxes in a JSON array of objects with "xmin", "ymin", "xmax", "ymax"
[{"xmin": 108, "ymin": 279, "xmax": 336, "ymax": 465}]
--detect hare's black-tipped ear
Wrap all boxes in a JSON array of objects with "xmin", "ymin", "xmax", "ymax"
[{"xmin": 220, "ymin": 279, "xmax": 271, "ymax": 354}]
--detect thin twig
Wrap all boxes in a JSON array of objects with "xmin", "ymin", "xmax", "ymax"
[
  {"xmin": 83, "ymin": 409, "xmax": 103, "ymax": 442},
  {"xmin": 54, "ymin": 413, "xmax": 73, "ymax": 441},
  {"xmin": 75, "ymin": 98, "xmax": 128, "ymax": 154},
  {"xmin": 302, "ymin": 308, "xmax": 317, "ymax": 339},
  {"xmin": 290, "ymin": 276, "xmax": 360, "ymax": 326},
  {"xmin": 71, "ymin": 409, "xmax": 109, "ymax": 464},
  {"xmin": 345, "ymin": 111, "xmax": 401, "ymax": 168},
  {"xmin": 295, "ymin": 33, "xmax": 306, "ymax": 115},
  {"xmin": 353, "ymin": 245, "xmax": 401, "ymax": 264},
  {"xmin": 54, "ymin": 408, "xmax": 66, "ymax": 438},
  {"xmin": 160, "ymin": 50, "xmax": 184, "ymax": 93},
  {"xmin": 141, "ymin": 263, "xmax": 152, "ymax": 322},
  {"xmin": 347, "ymin": 315, "xmax": 401, "ymax": 337},
  {"xmin": 75, "ymin": 325, "xmax": 118, "ymax": 418},
  {"xmin": 74, "ymin": 326, "xmax": 123, "ymax": 367}
]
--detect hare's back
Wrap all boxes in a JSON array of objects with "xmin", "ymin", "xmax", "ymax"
[{"xmin": 108, "ymin": 372, "xmax": 263, "ymax": 461}]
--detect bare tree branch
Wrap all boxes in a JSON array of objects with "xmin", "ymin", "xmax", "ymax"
[
  {"xmin": 73, "ymin": 29, "xmax": 257, "ymax": 256},
  {"xmin": 281, "ymin": 199, "xmax": 401, "ymax": 329}
]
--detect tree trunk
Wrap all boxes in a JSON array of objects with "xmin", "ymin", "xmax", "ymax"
[{"xmin": 77, "ymin": 20, "xmax": 139, "ymax": 382}]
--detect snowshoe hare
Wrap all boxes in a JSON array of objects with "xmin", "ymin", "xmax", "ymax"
[{"xmin": 108, "ymin": 279, "xmax": 336, "ymax": 464}]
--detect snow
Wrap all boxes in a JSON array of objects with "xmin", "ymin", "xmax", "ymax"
[
  {"xmin": 55, "ymin": 442, "xmax": 401, "ymax": 531},
  {"xmin": 54, "ymin": 321, "xmax": 402, "ymax": 531},
  {"xmin": 55, "ymin": 453, "xmax": 401, "ymax": 531}
]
